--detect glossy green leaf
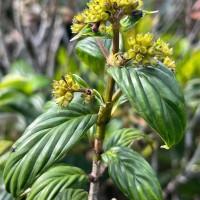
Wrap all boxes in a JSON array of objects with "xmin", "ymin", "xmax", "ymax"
[
  {"xmin": 103, "ymin": 128, "xmax": 152, "ymax": 151},
  {"xmin": 120, "ymin": 10, "xmax": 158, "ymax": 32},
  {"xmin": 120, "ymin": 15, "xmax": 143, "ymax": 32},
  {"xmin": 93, "ymin": 89, "xmax": 104, "ymax": 106},
  {"xmin": 27, "ymin": 165, "xmax": 88, "ymax": 200},
  {"xmin": 111, "ymin": 94, "xmax": 127, "ymax": 115},
  {"xmin": 54, "ymin": 189, "xmax": 88, "ymax": 200},
  {"xmin": 102, "ymin": 146, "xmax": 163, "ymax": 200},
  {"xmin": 3, "ymin": 103, "xmax": 98, "ymax": 197},
  {"xmin": 107, "ymin": 63, "xmax": 186, "ymax": 148},
  {"xmin": 75, "ymin": 37, "xmax": 112, "ymax": 76},
  {"xmin": 72, "ymin": 74, "xmax": 88, "ymax": 88}
]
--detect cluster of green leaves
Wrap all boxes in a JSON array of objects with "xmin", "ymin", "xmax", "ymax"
[
  {"xmin": 0, "ymin": 60, "xmax": 50, "ymax": 125},
  {"xmin": 2, "ymin": 3, "xmax": 187, "ymax": 200},
  {"xmin": 0, "ymin": 60, "xmax": 51, "ymax": 199}
]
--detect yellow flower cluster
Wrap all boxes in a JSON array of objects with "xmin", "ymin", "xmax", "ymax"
[
  {"xmin": 124, "ymin": 33, "xmax": 175, "ymax": 68},
  {"xmin": 52, "ymin": 75, "xmax": 80, "ymax": 107},
  {"xmin": 71, "ymin": 0, "xmax": 143, "ymax": 34}
]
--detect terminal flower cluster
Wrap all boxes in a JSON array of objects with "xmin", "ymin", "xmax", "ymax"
[
  {"xmin": 71, "ymin": 0, "xmax": 143, "ymax": 34},
  {"xmin": 123, "ymin": 33, "xmax": 175, "ymax": 68}
]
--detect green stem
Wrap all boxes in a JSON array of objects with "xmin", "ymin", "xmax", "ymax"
[{"xmin": 88, "ymin": 24, "xmax": 120, "ymax": 200}]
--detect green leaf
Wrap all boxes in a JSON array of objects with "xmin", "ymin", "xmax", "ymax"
[
  {"xmin": 104, "ymin": 118, "xmax": 123, "ymax": 141},
  {"xmin": 107, "ymin": 63, "xmax": 186, "ymax": 148},
  {"xmin": 0, "ymin": 89, "xmax": 24, "ymax": 107},
  {"xmin": 93, "ymin": 89, "xmax": 104, "ymax": 106},
  {"xmin": 120, "ymin": 10, "xmax": 158, "ymax": 32},
  {"xmin": 27, "ymin": 165, "xmax": 88, "ymax": 200},
  {"xmin": 0, "ymin": 75, "xmax": 27, "ymax": 90},
  {"xmin": 75, "ymin": 37, "xmax": 112, "ymax": 76},
  {"xmin": 71, "ymin": 24, "xmax": 111, "ymax": 41},
  {"xmin": 103, "ymin": 128, "xmax": 152, "ymax": 151},
  {"xmin": 102, "ymin": 147, "xmax": 163, "ymax": 200},
  {"xmin": 3, "ymin": 103, "xmax": 98, "ymax": 197},
  {"xmin": 72, "ymin": 74, "xmax": 88, "ymax": 88},
  {"xmin": 54, "ymin": 189, "xmax": 88, "ymax": 200},
  {"xmin": 0, "ymin": 74, "xmax": 49, "ymax": 95},
  {"xmin": 111, "ymin": 94, "xmax": 127, "ymax": 115},
  {"xmin": 120, "ymin": 15, "xmax": 143, "ymax": 32},
  {"xmin": 9, "ymin": 60, "xmax": 35, "ymax": 77},
  {"xmin": 24, "ymin": 75, "xmax": 50, "ymax": 94}
]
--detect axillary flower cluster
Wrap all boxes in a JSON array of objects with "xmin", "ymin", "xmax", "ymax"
[
  {"xmin": 52, "ymin": 75, "xmax": 80, "ymax": 107},
  {"xmin": 123, "ymin": 33, "xmax": 175, "ymax": 68},
  {"xmin": 71, "ymin": 0, "xmax": 143, "ymax": 34},
  {"xmin": 52, "ymin": 75, "xmax": 94, "ymax": 107}
]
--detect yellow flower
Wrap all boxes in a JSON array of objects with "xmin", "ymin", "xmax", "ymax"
[{"xmin": 163, "ymin": 57, "xmax": 176, "ymax": 68}]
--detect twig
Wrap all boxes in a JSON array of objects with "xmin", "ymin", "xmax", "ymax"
[
  {"xmin": 0, "ymin": 30, "xmax": 10, "ymax": 70},
  {"xmin": 0, "ymin": 0, "xmax": 10, "ymax": 70},
  {"xmin": 46, "ymin": 15, "xmax": 64, "ymax": 77},
  {"xmin": 163, "ymin": 174, "xmax": 187, "ymax": 199},
  {"xmin": 12, "ymin": 0, "xmax": 39, "ymax": 68}
]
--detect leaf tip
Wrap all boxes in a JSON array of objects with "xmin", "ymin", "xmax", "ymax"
[{"xmin": 160, "ymin": 145, "xmax": 170, "ymax": 150}]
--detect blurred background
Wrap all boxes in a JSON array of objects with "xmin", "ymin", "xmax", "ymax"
[{"xmin": 0, "ymin": 0, "xmax": 200, "ymax": 199}]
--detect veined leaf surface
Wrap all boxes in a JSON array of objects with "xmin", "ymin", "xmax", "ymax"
[
  {"xmin": 107, "ymin": 63, "xmax": 186, "ymax": 148},
  {"xmin": 75, "ymin": 37, "xmax": 112, "ymax": 76},
  {"xmin": 102, "ymin": 147, "xmax": 163, "ymax": 200},
  {"xmin": 103, "ymin": 128, "xmax": 152, "ymax": 151},
  {"xmin": 27, "ymin": 165, "xmax": 88, "ymax": 200},
  {"xmin": 54, "ymin": 189, "xmax": 88, "ymax": 200},
  {"xmin": 3, "ymin": 103, "xmax": 97, "ymax": 197}
]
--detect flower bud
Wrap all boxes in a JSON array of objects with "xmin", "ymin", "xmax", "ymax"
[
  {"xmin": 101, "ymin": 12, "xmax": 109, "ymax": 20},
  {"xmin": 136, "ymin": 34, "xmax": 143, "ymax": 43},
  {"xmin": 134, "ymin": 44, "xmax": 140, "ymax": 52},
  {"xmin": 72, "ymin": 84, "xmax": 80, "ymax": 91},
  {"xmin": 136, "ymin": 53, "xmax": 143, "ymax": 62},
  {"xmin": 140, "ymin": 46, "xmax": 147, "ymax": 54},
  {"xmin": 99, "ymin": 22, "xmax": 107, "ymax": 34}
]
